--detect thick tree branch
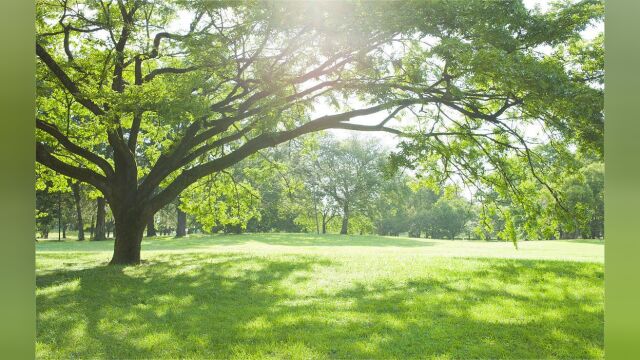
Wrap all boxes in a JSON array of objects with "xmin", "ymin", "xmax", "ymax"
[
  {"xmin": 36, "ymin": 43, "xmax": 104, "ymax": 116},
  {"xmin": 36, "ymin": 119, "xmax": 115, "ymax": 178},
  {"xmin": 146, "ymin": 101, "xmax": 414, "ymax": 212},
  {"xmin": 128, "ymin": 112, "xmax": 143, "ymax": 151},
  {"xmin": 36, "ymin": 142, "xmax": 110, "ymax": 196},
  {"xmin": 143, "ymin": 66, "xmax": 200, "ymax": 82},
  {"xmin": 331, "ymin": 123, "xmax": 403, "ymax": 135}
]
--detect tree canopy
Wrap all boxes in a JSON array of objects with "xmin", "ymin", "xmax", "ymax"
[{"xmin": 35, "ymin": 0, "xmax": 603, "ymax": 264}]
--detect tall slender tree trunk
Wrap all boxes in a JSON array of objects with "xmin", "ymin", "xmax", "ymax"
[
  {"xmin": 62, "ymin": 224, "xmax": 67, "ymax": 239},
  {"xmin": 146, "ymin": 214, "xmax": 157, "ymax": 237},
  {"xmin": 94, "ymin": 197, "xmax": 106, "ymax": 241},
  {"xmin": 176, "ymin": 208, "xmax": 187, "ymax": 237},
  {"xmin": 321, "ymin": 213, "xmax": 328, "ymax": 234},
  {"xmin": 89, "ymin": 215, "xmax": 94, "ymax": 239},
  {"xmin": 314, "ymin": 205, "xmax": 320, "ymax": 235},
  {"xmin": 313, "ymin": 192, "xmax": 320, "ymax": 234},
  {"xmin": 340, "ymin": 204, "xmax": 349, "ymax": 235},
  {"xmin": 71, "ymin": 181, "xmax": 85, "ymax": 240}
]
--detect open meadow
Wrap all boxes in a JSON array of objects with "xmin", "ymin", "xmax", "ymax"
[{"xmin": 36, "ymin": 234, "xmax": 604, "ymax": 359}]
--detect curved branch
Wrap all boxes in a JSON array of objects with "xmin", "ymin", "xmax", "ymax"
[
  {"xmin": 143, "ymin": 66, "xmax": 200, "ymax": 82},
  {"xmin": 36, "ymin": 142, "xmax": 110, "ymax": 196},
  {"xmin": 36, "ymin": 119, "xmax": 114, "ymax": 178},
  {"xmin": 331, "ymin": 123, "xmax": 403, "ymax": 135},
  {"xmin": 36, "ymin": 43, "xmax": 104, "ymax": 116},
  {"xmin": 146, "ymin": 101, "xmax": 418, "ymax": 212}
]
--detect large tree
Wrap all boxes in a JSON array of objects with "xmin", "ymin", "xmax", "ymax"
[
  {"xmin": 298, "ymin": 135, "xmax": 384, "ymax": 235},
  {"xmin": 35, "ymin": 0, "xmax": 603, "ymax": 264}
]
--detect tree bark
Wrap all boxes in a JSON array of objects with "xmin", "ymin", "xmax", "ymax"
[
  {"xmin": 94, "ymin": 197, "xmax": 106, "ymax": 240},
  {"xmin": 89, "ymin": 215, "xmax": 94, "ymax": 239},
  {"xmin": 176, "ymin": 208, "xmax": 187, "ymax": 237},
  {"xmin": 340, "ymin": 204, "xmax": 349, "ymax": 235},
  {"xmin": 109, "ymin": 208, "xmax": 146, "ymax": 265},
  {"xmin": 322, "ymin": 212, "xmax": 330, "ymax": 234},
  {"xmin": 71, "ymin": 181, "xmax": 85, "ymax": 240},
  {"xmin": 106, "ymin": 178, "xmax": 151, "ymax": 265},
  {"xmin": 313, "ymin": 192, "xmax": 320, "ymax": 234},
  {"xmin": 146, "ymin": 214, "xmax": 157, "ymax": 237}
]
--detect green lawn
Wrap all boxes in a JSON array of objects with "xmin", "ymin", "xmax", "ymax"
[{"xmin": 36, "ymin": 234, "xmax": 604, "ymax": 359}]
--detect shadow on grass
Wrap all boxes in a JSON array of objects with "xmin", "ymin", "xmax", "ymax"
[
  {"xmin": 148, "ymin": 233, "xmax": 436, "ymax": 248},
  {"xmin": 36, "ymin": 254, "xmax": 603, "ymax": 359},
  {"xmin": 562, "ymin": 239, "xmax": 605, "ymax": 245},
  {"xmin": 36, "ymin": 233, "xmax": 436, "ymax": 253}
]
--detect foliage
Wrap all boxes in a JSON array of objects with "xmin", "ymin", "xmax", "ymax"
[
  {"xmin": 422, "ymin": 196, "xmax": 474, "ymax": 240},
  {"xmin": 35, "ymin": 0, "xmax": 604, "ymax": 263},
  {"xmin": 180, "ymin": 170, "xmax": 260, "ymax": 233},
  {"xmin": 471, "ymin": 145, "xmax": 605, "ymax": 241}
]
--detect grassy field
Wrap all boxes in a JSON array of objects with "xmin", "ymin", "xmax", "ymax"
[{"xmin": 36, "ymin": 233, "xmax": 604, "ymax": 359}]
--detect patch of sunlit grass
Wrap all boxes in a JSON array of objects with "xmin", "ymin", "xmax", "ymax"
[{"xmin": 36, "ymin": 234, "xmax": 604, "ymax": 359}]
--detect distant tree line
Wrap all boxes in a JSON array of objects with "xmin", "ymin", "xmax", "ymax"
[
  {"xmin": 233, "ymin": 134, "xmax": 603, "ymax": 241},
  {"xmin": 36, "ymin": 133, "xmax": 603, "ymax": 242}
]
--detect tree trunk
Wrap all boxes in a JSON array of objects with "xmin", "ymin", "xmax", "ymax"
[
  {"xmin": 313, "ymin": 194, "xmax": 320, "ymax": 234},
  {"xmin": 62, "ymin": 223, "xmax": 66, "ymax": 239},
  {"xmin": 71, "ymin": 181, "xmax": 85, "ymax": 241},
  {"xmin": 105, "ymin": 176, "xmax": 151, "ymax": 265},
  {"xmin": 146, "ymin": 214, "xmax": 157, "ymax": 237},
  {"xmin": 321, "ymin": 213, "xmax": 329, "ymax": 234},
  {"xmin": 176, "ymin": 208, "xmax": 187, "ymax": 237},
  {"xmin": 340, "ymin": 204, "xmax": 349, "ymax": 235},
  {"xmin": 94, "ymin": 197, "xmax": 106, "ymax": 240},
  {"xmin": 109, "ymin": 208, "xmax": 147, "ymax": 265}
]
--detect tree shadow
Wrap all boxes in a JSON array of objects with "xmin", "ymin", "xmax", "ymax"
[
  {"xmin": 324, "ymin": 259, "xmax": 604, "ymax": 359},
  {"xmin": 37, "ymin": 255, "xmax": 603, "ymax": 359},
  {"xmin": 37, "ymin": 253, "xmax": 337, "ymax": 358},
  {"xmin": 35, "ymin": 233, "xmax": 436, "ymax": 254},
  {"xmin": 562, "ymin": 239, "xmax": 605, "ymax": 245},
  {"xmin": 141, "ymin": 233, "xmax": 437, "ymax": 250}
]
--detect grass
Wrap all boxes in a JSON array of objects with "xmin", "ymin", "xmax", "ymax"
[{"xmin": 36, "ymin": 233, "xmax": 604, "ymax": 359}]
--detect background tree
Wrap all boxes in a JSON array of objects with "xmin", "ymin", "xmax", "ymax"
[
  {"xmin": 146, "ymin": 215, "xmax": 156, "ymax": 237},
  {"xmin": 93, "ymin": 197, "xmax": 106, "ymax": 241},
  {"xmin": 297, "ymin": 135, "xmax": 384, "ymax": 235},
  {"xmin": 423, "ymin": 196, "xmax": 473, "ymax": 239},
  {"xmin": 373, "ymin": 173, "xmax": 413, "ymax": 236},
  {"xmin": 176, "ymin": 205, "xmax": 187, "ymax": 238},
  {"xmin": 69, "ymin": 180, "xmax": 85, "ymax": 240}
]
